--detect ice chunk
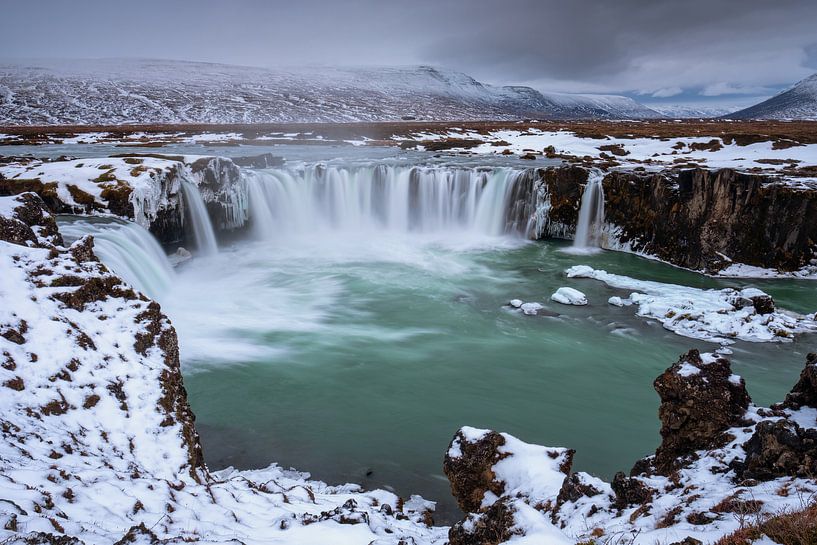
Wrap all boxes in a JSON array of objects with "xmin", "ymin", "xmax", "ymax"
[
  {"xmin": 551, "ymin": 287, "xmax": 588, "ymax": 305},
  {"xmin": 521, "ymin": 302, "xmax": 544, "ymax": 315}
]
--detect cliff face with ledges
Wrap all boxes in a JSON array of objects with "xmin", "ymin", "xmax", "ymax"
[{"xmin": 602, "ymin": 168, "xmax": 817, "ymax": 272}]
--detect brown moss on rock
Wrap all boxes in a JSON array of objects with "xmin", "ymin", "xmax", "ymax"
[
  {"xmin": 68, "ymin": 236, "xmax": 99, "ymax": 264},
  {"xmin": 134, "ymin": 301, "xmax": 205, "ymax": 476},
  {"xmin": 3, "ymin": 376, "xmax": 25, "ymax": 391},
  {"xmin": 0, "ymin": 193, "xmax": 63, "ymax": 247},
  {"xmin": 443, "ymin": 430, "xmax": 508, "ymax": 513},
  {"xmin": 739, "ymin": 419, "xmax": 817, "ymax": 480},
  {"xmin": 51, "ymin": 276, "xmax": 139, "ymax": 311},
  {"xmin": 448, "ymin": 497, "xmax": 520, "ymax": 545}
]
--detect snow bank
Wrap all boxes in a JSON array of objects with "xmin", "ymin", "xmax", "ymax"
[{"xmin": 567, "ymin": 265, "xmax": 817, "ymax": 343}]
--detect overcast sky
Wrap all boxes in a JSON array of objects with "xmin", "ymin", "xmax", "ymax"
[{"xmin": 2, "ymin": 0, "xmax": 816, "ymax": 107}]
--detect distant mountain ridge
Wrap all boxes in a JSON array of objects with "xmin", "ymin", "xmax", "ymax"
[
  {"xmin": 0, "ymin": 58, "xmax": 660, "ymax": 125},
  {"xmin": 728, "ymin": 73, "xmax": 817, "ymax": 120}
]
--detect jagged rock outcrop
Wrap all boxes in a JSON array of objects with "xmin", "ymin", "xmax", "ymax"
[
  {"xmin": 602, "ymin": 168, "xmax": 817, "ymax": 273},
  {"xmin": 648, "ymin": 349, "xmax": 751, "ymax": 474},
  {"xmin": 443, "ymin": 351, "xmax": 817, "ymax": 545},
  {"xmin": 443, "ymin": 427, "xmax": 577, "ymax": 545},
  {"xmin": 443, "ymin": 429, "xmax": 508, "ymax": 513},
  {"xmin": 0, "ymin": 154, "xmax": 262, "ymax": 247},
  {"xmin": 737, "ymin": 353, "xmax": 817, "ymax": 480},
  {"xmin": 740, "ymin": 419, "xmax": 817, "ymax": 480},
  {"xmin": 0, "ymin": 193, "xmax": 64, "ymax": 247},
  {"xmin": 782, "ymin": 352, "xmax": 817, "ymax": 409},
  {"xmin": 187, "ymin": 156, "xmax": 246, "ymax": 233},
  {"xmin": 0, "ymin": 193, "xmax": 205, "ymax": 476}
]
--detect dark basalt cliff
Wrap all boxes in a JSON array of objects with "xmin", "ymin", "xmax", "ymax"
[
  {"xmin": 509, "ymin": 165, "xmax": 817, "ymax": 274},
  {"xmin": 602, "ymin": 168, "xmax": 817, "ymax": 273}
]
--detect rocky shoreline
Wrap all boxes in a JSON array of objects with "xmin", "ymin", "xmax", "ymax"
[
  {"xmin": 443, "ymin": 350, "xmax": 817, "ymax": 545},
  {"xmin": 1, "ymin": 193, "xmax": 815, "ymax": 544}
]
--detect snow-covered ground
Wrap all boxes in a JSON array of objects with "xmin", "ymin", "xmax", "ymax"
[
  {"xmin": 0, "ymin": 193, "xmax": 445, "ymax": 544},
  {"xmin": 399, "ymin": 127, "xmax": 817, "ymax": 182}
]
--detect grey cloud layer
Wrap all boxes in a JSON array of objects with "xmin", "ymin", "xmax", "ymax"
[{"xmin": 1, "ymin": 0, "xmax": 815, "ymax": 100}]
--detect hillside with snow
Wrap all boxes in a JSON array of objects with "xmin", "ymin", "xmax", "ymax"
[
  {"xmin": 0, "ymin": 58, "xmax": 660, "ymax": 124},
  {"xmin": 729, "ymin": 72, "xmax": 817, "ymax": 120}
]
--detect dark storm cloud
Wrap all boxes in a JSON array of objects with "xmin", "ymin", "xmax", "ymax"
[{"xmin": 1, "ymin": 0, "xmax": 816, "ymax": 102}]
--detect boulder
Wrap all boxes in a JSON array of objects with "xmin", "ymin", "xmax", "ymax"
[
  {"xmin": 782, "ymin": 353, "xmax": 817, "ymax": 410},
  {"xmin": 740, "ymin": 419, "xmax": 817, "ymax": 480},
  {"xmin": 648, "ymin": 350, "xmax": 751, "ymax": 474},
  {"xmin": 448, "ymin": 497, "xmax": 519, "ymax": 545},
  {"xmin": 443, "ymin": 428, "xmax": 507, "ymax": 513},
  {"xmin": 611, "ymin": 472, "xmax": 654, "ymax": 509}
]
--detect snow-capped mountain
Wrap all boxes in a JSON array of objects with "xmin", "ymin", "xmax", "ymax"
[
  {"xmin": 728, "ymin": 73, "xmax": 817, "ymax": 120},
  {"xmin": 0, "ymin": 58, "xmax": 659, "ymax": 124}
]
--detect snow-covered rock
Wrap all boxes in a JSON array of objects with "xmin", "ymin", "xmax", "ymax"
[
  {"xmin": 443, "ymin": 351, "xmax": 817, "ymax": 545},
  {"xmin": 550, "ymin": 286, "xmax": 588, "ymax": 305},
  {"xmin": 566, "ymin": 265, "xmax": 817, "ymax": 343},
  {"xmin": 0, "ymin": 155, "xmax": 253, "ymax": 244}
]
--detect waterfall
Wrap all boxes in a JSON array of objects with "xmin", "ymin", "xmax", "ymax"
[
  {"xmin": 572, "ymin": 172, "xmax": 605, "ymax": 250},
  {"xmin": 181, "ymin": 180, "xmax": 218, "ymax": 255},
  {"xmin": 58, "ymin": 217, "xmax": 175, "ymax": 300},
  {"xmin": 242, "ymin": 165, "xmax": 532, "ymax": 238}
]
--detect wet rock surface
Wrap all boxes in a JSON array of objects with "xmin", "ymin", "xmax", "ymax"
[{"xmin": 231, "ymin": 152, "xmax": 285, "ymax": 169}]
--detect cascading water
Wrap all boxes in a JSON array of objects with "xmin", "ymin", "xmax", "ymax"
[
  {"xmin": 58, "ymin": 217, "xmax": 175, "ymax": 300},
  {"xmin": 181, "ymin": 180, "xmax": 219, "ymax": 255},
  {"xmin": 242, "ymin": 165, "xmax": 533, "ymax": 239},
  {"xmin": 571, "ymin": 171, "xmax": 606, "ymax": 251}
]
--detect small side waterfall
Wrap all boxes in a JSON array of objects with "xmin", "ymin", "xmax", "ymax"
[
  {"xmin": 242, "ymin": 165, "xmax": 533, "ymax": 238},
  {"xmin": 181, "ymin": 181, "xmax": 219, "ymax": 255},
  {"xmin": 58, "ymin": 217, "xmax": 175, "ymax": 300},
  {"xmin": 572, "ymin": 172, "xmax": 605, "ymax": 250}
]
